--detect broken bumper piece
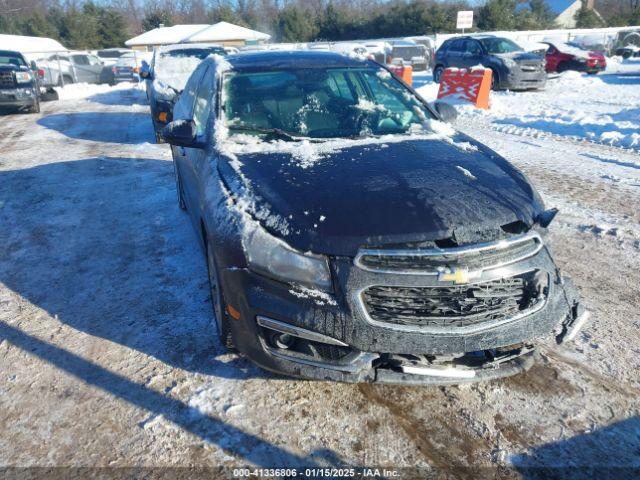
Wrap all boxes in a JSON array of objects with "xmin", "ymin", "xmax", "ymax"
[{"xmin": 255, "ymin": 315, "xmax": 539, "ymax": 385}]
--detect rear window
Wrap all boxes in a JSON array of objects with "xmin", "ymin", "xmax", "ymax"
[{"xmin": 162, "ymin": 47, "xmax": 227, "ymax": 60}]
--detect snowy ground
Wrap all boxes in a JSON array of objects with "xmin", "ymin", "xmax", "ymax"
[
  {"xmin": 416, "ymin": 57, "xmax": 640, "ymax": 151},
  {"xmin": 0, "ymin": 79, "xmax": 639, "ymax": 475}
]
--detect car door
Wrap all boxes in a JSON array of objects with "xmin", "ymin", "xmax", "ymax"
[
  {"xmin": 544, "ymin": 44, "xmax": 561, "ymax": 72},
  {"xmin": 87, "ymin": 55, "xmax": 105, "ymax": 83},
  {"xmin": 185, "ymin": 65, "xmax": 215, "ymax": 222},
  {"xmin": 461, "ymin": 39, "xmax": 483, "ymax": 68},
  {"xmin": 172, "ymin": 63, "xmax": 210, "ymax": 216},
  {"xmin": 70, "ymin": 54, "xmax": 94, "ymax": 83},
  {"xmin": 445, "ymin": 39, "xmax": 466, "ymax": 68}
]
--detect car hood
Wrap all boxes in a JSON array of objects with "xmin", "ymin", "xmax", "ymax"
[
  {"xmin": 494, "ymin": 52, "xmax": 543, "ymax": 63},
  {"xmin": 217, "ymin": 134, "xmax": 545, "ymax": 257}
]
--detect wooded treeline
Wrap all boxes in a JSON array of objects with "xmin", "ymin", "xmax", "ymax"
[{"xmin": 0, "ymin": 0, "xmax": 638, "ymax": 49}]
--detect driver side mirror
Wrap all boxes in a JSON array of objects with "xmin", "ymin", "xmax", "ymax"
[
  {"xmin": 433, "ymin": 101, "xmax": 458, "ymax": 123},
  {"xmin": 30, "ymin": 60, "xmax": 38, "ymax": 70},
  {"xmin": 140, "ymin": 70, "xmax": 151, "ymax": 79},
  {"xmin": 162, "ymin": 120, "xmax": 202, "ymax": 148}
]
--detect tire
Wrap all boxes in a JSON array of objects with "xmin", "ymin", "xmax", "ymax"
[
  {"xmin": 28, "ymin": 97, "xmax": 40, "ymax": 114},
  {"xmin": 490, "ymin": 69, "xmax": 500, "ymax": 90},
  {"xmin": 173, "ymin": 160, "xmax": 186, "ymax": 211},
  {"xmin": 205, "ymin": 237, "xmax": 235, "ymax": 351},
  {"xmin": 433, "ymin": 65, "xmax": 444, "ymax": 83}
]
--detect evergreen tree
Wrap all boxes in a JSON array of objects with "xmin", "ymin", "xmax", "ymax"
[
  {"xmin": 477, "ymin": 0, "xmax": 518, "ymax": 30},
  {"xmin": 277, "ymin": 5, "xmax": 318, "ymax": 42},
  {"xmin": 574, "ymin": 0, "xmax": 605, "ymax": 27},
  {"xmin": 98, "ymin": 9, "xmax": 128, "ymax": 47},
  {"xmin": 142, "ymin": 8, "xmax": 173, "ymax": 32}
]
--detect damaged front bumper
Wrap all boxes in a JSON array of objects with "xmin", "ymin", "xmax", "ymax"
[{"xmin": 221, "ymin": 232, "xmax": 588, "ymax": 385}]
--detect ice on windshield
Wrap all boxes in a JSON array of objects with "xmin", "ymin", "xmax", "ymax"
[{"xmin": 222, "ymin": 67, "xmax": 436, "ymax": 139}]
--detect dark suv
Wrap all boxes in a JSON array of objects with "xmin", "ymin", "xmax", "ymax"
[
  {"xmin": 434, "ymin": 36, "xmax": 547, "ymax": 90},
  {"xmin": 0, "ymin": 50, "xmax": 40, "ymax": 114},
  {"xmin": 161, "ymin": 51, "xmax": 587, "ymax": 385}
]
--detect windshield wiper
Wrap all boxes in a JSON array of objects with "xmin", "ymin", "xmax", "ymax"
[{"xmin": 228, "ymin": 125, "xmax": 300, "ymax": 142}]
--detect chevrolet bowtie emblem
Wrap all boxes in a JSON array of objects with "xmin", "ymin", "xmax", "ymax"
[{"xmin": 438, "ymin": 267, "xmax": 471, "ymax": 285}]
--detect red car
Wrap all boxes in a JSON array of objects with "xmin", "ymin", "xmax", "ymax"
[{"xmin": 543, "ymin": 41, "xmax": 606, "ymax": 75}]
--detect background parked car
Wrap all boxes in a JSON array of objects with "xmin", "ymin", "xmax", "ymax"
[
  {"xmin": 142, "ymin": 43, "xmax": 227, "ymax": 142},
  {"xmin": 543, "ymin": 41, "xmax": 606, "ymax": 74},
  {"xmin": 387, "ymin": 40, "xmax": 429, "ymax": 71},
  {"xmin": 46, "ymin": 51, "xmax": 111, "ymax": 84},
  {"xmin": 0, "ymin": 49, "xmax": 40, "ymax": 114},
  {"xmin": 109, "ymin": 56, "xmax": 141, "ymax": 84},
  {"xmin": 434, "ymin": 35, "xmax": 546, "ymax": 91},
  {"xmin": 95, "ymin": 48, "xmax": 134, "ymax": 65}
]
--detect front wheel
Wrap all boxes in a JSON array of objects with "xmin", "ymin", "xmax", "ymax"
[
  {"xmin": 28, "ymin": 97, "xmax": 40, "ymax": 114},
  {"xmin": 490, "ymin": 69, "xmax": 500, "ymax": 90},
  {"xmin": 205, "ymin": 239, "xmax": 235, "ymax": 351}
]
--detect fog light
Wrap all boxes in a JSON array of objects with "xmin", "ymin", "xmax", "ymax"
[
  {"xmin": 158, "ymin": 111, "xmax": 167, "ymax": 122},
  {"xmin": 272, "ymin": 332, "xmax": 295, "ymax": 350}
]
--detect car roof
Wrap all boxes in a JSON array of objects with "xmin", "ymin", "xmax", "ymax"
[
  {"xmin": 0, "ymin": 50, "xmax": 23, "ymax": 56},
  {"xmin": 161, "ymin": 43, "xmax": 224, "ymax": 52},
  {"xmin": 221, "ymin": 50, "xmax": 371, "ymax": 72}
]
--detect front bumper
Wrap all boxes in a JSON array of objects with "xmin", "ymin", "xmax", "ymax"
[
  {"xmin": 220, "ymin": 238, "xmax": 585, "ymax": 384},
  {"xmin": 0, "ymin": 87, "xmax": 37, "ymax": 108},
  {"xmin": 503, "ymin": 67, "xmax": 547, "ymax": 90}
]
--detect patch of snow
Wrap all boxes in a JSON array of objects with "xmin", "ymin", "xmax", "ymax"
[
  {"xmin": 288, "ymin": 285, "xmax": 337, "ymax": 306},
  {"xmin": 456, "ymin": 165, "xmax": 477, "ymax": 180},
  {"xmin": 416, "ymin": 64, "xmax": 640, "ymax": 151},
  {"xmin": 54, "ymin": 82, "xmax": 139, "ymax": 100}
]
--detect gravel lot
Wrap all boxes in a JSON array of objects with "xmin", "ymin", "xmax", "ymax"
[{"xmin": 1, "ymin": 83, "xmax": 639, "ymax": 476}]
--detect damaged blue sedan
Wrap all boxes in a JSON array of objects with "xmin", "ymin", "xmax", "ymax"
[{"xmin": 162, "ymin": 51, "xmax": 588, "ymax": 384}]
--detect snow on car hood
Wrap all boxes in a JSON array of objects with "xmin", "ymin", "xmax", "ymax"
[{"xmin": 216, "ymin": 133, "xmax": 544, "ymax": 256}]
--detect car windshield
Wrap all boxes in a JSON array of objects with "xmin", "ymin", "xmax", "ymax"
[
  {"xmin": 155, "ymin": 48, "xmax": 225, "ymax": 90},
  {"xmin": 480, "ymin": 38, "xmax": 523, "ymax": 54},
  {"xmin": 0, "ymin": 53, "xmax": 26, "ymax": 67},
  {"xmin": 223, "ymin": 67, "xmax": 436, "ymax": 139}
]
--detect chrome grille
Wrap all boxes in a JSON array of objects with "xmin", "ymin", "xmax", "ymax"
[
  {"xmin": 0, "ymin": 71, "xmax": 15, "ymax": 88},
  {"xmin": 356, "ymin": 233, "xmax": 542, "ymax": 274},
  {"xmin": 362, "ymin": 271, "xmax": 545, "ymax": 329}
]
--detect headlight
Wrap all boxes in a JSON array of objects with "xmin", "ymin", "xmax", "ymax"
[
  {"xmin": 15, "ymin": 72, "xmax": 32, "ymax": 84},
  {"xmin": 243, "ymin": 225, "xmax": 332, "ymax": 291},
  {"xmin": 502, "ymin": 58, "xmax": 517, "ymax": 68}
]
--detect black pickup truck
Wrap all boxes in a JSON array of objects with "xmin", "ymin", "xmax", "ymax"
[{"xmin": 0, "ymin": 50, "xmax": 40, "ymax": 114}]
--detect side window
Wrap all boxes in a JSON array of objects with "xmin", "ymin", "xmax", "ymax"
[
  {"xmin": 88, "ymin": 55, "xmax": 102, "ymax": 65},
  {"xmin": 327, "ymin": 71, "xmax": 356, "ymax": 101},
  {"xmin": 449, "ymin": 40, "xmax": 465, "ymax": 53},
  {"xmin": 72, "ymin": 55, "xmax": 90, "ymax": 66},
  {"xmin": 465, "ymin": 40, "xmax": 482, "ymax": 55},
  {"xmin": 193, "ymin": 67, "xmax": 213, "ymax": 138},
  {"xmin": 173, "ymin": 63, "xmax": 207, "ymax": 121}
]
